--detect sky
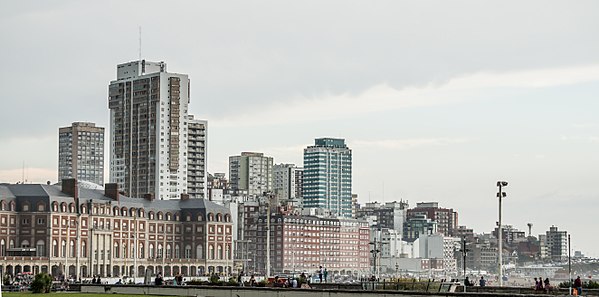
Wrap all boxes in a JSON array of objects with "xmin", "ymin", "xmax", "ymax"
[{"xmin": 1, "ymin": 1, "xmax": 598, "ymax": 256}]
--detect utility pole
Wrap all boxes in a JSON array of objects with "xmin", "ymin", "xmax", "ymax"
[
  {"xmin": 568, "ymin": 234, "xmax": 572, "ymax": 296},
  {"xmin": 265, "ymin": 196, "xmax": 271, "ymax": 277},
  {"xmin": 496, "ymin": 181, "xmax": 508, "ymax": 286},
  {"xmin": 133, "ymin": 213, "xmax": 137, "ymax": 281}
]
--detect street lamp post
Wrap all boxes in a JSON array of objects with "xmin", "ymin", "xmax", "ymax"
[
  {"xmin": 496, "ymin": 181, "xmax": 508, "ymax": 287},
  {"xmin": 459, "ymin": 237, "xmax": 470, "ymax": 292}
]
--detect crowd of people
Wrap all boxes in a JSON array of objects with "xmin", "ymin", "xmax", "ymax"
[{"xmin": 2, "ymin": 273, "xmax": 34, "ymax": 291}]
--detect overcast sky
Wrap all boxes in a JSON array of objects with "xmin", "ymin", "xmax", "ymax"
[{"xmin": 1, "ymin": 1, "xmax": 598, "ymax": 256}]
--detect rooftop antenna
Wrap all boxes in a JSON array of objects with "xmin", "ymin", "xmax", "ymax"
[{"xmin": 138, "ymin": 26, "xmax": 142, "ymax": 62}]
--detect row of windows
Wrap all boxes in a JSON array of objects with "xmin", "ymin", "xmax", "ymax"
[{"xmin": 0, "ymin": 200, "xmax": 230, "ymax": 223}]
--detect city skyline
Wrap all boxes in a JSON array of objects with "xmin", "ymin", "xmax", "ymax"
[{"xmin": 0, "ymin": 1, "xmax": 598, "ymax": 257}]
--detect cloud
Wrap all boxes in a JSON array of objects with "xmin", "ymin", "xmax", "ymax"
[
  {"xmin": 212, "ymin": 64, "xmax": 599, "ymax": 128},
  {"xmin": 350, "ymin": 138, "xmax": 469, "ymax": 150}
]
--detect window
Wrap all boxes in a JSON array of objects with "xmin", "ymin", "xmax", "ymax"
[
  {"xmin": 61, "ymin": 240, "xmax": 67, "ymax": 257},
  {"xmin": 0, "ymin": 239, "xmax": 5, "ymax": 256},
  {"xmin": 166, "ymin": 244, "xmax": 172, "ymax": 258},
  {"xmin": 149, "ymin": 244, "xmax": 154, "ymax": 258},
  {"xmin": 36, "ymin": 240, "xmax": 45, "ymax": 256},
  {"xmin": 175, "ymin": 244, "xmax": 180, "ymax": 258},
  {"xmin": 52, "ymin": 240, "xmax": 58, "ymax": 257},
  {"xmin": 69, "ymin": 240, "xmax": 75, "ymax": 257},
  {"xmin": 157, "ymin": 244, "xmax": 163, "ymax": 258},
  {"xmin": 82, "ymin": 241, "xmax": 87, "ymax": 257},
  {"xmin": 196, "ymin": 244, "xmax": 203, "ymax": 259},
  {"xmin": 185, "ymin": 245, "xmax": 191, "ymax": 259},
  {"xmin": 22, "ymin": 203, "xmax": 30, "ymax": 212},
  {"xmin": 114, "ymin": 242, "xmax": 119, "ymax": 258},
  {"xmin": 37, "ymin": 203, "xmax": 45, "ymax": 212},
  {"xmin": 37, "ymin": 218, "xmax": 45, "ymax": 225}
]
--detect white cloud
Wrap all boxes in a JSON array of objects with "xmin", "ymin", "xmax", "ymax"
[{"xmin": 212, "ymin": 64, "xmax": 599, "ymax": 128}]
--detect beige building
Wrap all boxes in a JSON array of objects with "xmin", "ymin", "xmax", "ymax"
[
  {"xmin": 58, "ymin": 122, "xmax": 105, "ymax": 185},
  {"xmin": 0, "ymin": 180, "xmax": 233, "ymax": 278}
]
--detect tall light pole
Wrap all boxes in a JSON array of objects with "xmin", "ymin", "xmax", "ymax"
[{"xmin": 496, "ymin": 181, "xmax": 507, "ymax": 287}]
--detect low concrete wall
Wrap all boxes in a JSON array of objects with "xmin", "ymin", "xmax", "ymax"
[{"xmin": 81, "ymin": 284, "xmax": 556, "ymax": 297}]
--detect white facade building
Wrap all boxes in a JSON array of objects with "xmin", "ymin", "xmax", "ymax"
[
  {"xmin": 273, "ymin": 164, "xmax": 303, "ymax": 205},
  {"xmin": 415, "ymin": 234, "xmax": 459, "ymax": 275},
  {"xmin": 108, "ymin": 60, "xmax": 190, "ymax": 200},
  {"xmin": 187, "ymin": 115, "xmax": 207, "ymax": 199}
]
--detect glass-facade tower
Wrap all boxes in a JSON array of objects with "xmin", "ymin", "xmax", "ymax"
[{"xmin": 303, "ymin": 138, "xmax": 352, "ymax": 217}]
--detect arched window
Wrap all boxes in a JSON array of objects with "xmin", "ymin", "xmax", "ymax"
[
  {"xmin": 36, "ymin": 240, "xmax": 45, "ymax": 256},
  {"xmin": 121, "ymin": 207, "xmax": 128, "ymax": 217},
  {"xmin": 22, "ymin": 202, "xmax": 30, "ymax": 212},
  {"xmin": 209, "ymin": 244, "xmax": 214, "ymax": 260},
  {"xmin": 216, "ymin": 214, "xmax": 222, "ymax": 222},
  {"xmin": 69, "ymin": 203, "xmax": 75, "ymax": 213},
  {"xmin": 217, "ymin": 245, "xmax": 223, "ymax": 259},
  {"xmin": 197, "ymin": 215, "xmax": 203, "ymax": 221},
  {"xmin": 226, "ymin": 244, "xmax": 231, "ymax": 260},
  {"xmin": 52, "ymin": 202, "xmax": 58, "ymax": 212},
  {"xmin": 81, "ymin": 240, "xmax": 87, "ymax": 257},
  {"xmin": 37, "ymin": 203, "xmax": 45, "ymax": 212},
  {"xmin": 224, "ymin": 214, "xmax": 231, "ymax": 222},
  {"xmin": 114, "ymin": 242, "xmax": 119, "ymax": 258},
  {"xmin": 175, "ymin": 244, "xmax": 180, "ymax": 258},
  {"xmin": 0, "ymin": 200, "xmax": 6, "ymax": 211},
  {"xmin": 166, "ymin": 213, "xmax": 172, "ymax": 221},
  {"xmin": 9, "ymin": 239, "xmax": 14, "ymax": 249},
  {"xmin": 9, "ymin": 201, "xmax": 15, "ymax": 211},
  {"xmin": 196, "ymin": 244, "xmax": 203, "ymax": 259},
  {"xmin": 61, "ymin": 240, "xmax": 67, "ymax": 257},
  {"xmin": 70, "ymin": 240, "xmax": 75, "ymax": 257},
  {"xmin": 149, "ymin": 243, "xmax": 154, "ymax": 258},
  {"xmin": 157, "ymin": 244, "xmax": 163, "ymax": 258},
  {"xmin": 123, "ymin": 243, "xmax": 127, "ymax": 258},
  {"xmin": 208, "ymin": 213, "xmax": 214, "ymax": 221},
  {"xmin": 149, "ymin": 212, "xmax": 155, "ymax": 220},
  {"xmin": 61, "ymin": 203, "xmax": 67, "ymax": 212},
  {"xmin": 166, "ymin": 244, "xmax": 172, "ymax": 258},
  {"xmin": 157, "ymin": 212, "xmax": 163, "ymax": 220},
  {"xmin": 185, "ymin": 245, "xmax": 191, "ymax": 259},
  {"xmin": 0, "ymin": 239, "xmax": 5, "ymax": 256},
  {"xmin": 80, "ymin": 204, "xmax": 86, "ymax": 214},
  {"xmin": 52, "ymin": 240, "xmax": 58, "ymax": 257},
  {"xmin": 139, "ymin": 243, "xmax": 144, "ymax": 258}
]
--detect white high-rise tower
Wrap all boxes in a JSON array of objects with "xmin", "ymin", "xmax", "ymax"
[{"xmin": 108, "ymin": 60, "xmax": 190, "ymax": 200}]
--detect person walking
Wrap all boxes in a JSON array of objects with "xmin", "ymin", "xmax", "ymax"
[{"xmin": 318, "ymin": 266, "xmax": 323, "ymax": 283}]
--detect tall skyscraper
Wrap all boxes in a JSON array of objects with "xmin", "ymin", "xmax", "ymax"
[
  {"xmin": 108, "ymin": 60, "xmax": 190, "ymax": 200},
  {"xmin": 58, "ymin": 122, "xmax": 105, "ymax": 185},
  {"xmin": 273, "ymin": 163, "xmax": 303, "ymax": 203},
  {"xmin": 229, "ymin": 152, "xmax": 273, "ymax": 196},
  {"xmin": 187, "ymin": 115, "xmax": 207, "ymax": 199},
  {"xmin": 303, "ymin": 138, "xmax": 352, "ymax": 217}
]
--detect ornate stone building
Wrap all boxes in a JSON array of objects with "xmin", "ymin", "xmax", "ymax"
[{"xmin": 0, "ymin": 179, "xmax": 233, "ymax": 278}]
